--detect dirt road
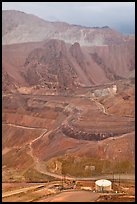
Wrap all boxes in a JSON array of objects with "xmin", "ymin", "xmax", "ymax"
[
  {"xmin": 2, "ymin": 184, "xmax": 45, "ymax": 198},
  {"xmin": 35, "ymin": 163, "xmax": 135, "ymax": 181},
  {"xmin": 90, "ymin": 97, "xmax": 109, "ymax": 115},
  {"xmin": 2, "ymin": 123, "xmax": 47, "ymax": 130},
  {"xmin": 38, "ymin": 190, "xmax": 99, "ymax": 202}
]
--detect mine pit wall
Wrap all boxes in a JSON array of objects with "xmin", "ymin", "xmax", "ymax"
[{"xmin": 61, "ymin": 125, "xmax": 132, "ymax": 141}]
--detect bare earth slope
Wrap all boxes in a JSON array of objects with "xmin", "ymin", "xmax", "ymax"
[
  {"xmin": 2, "ymin": 10, "xmax": 135, "ymax": 46},
  {"xmin": 2, "ymin": 10, "xmax": 135, "ymax": 94},
  {"xmin": 2, "ymin": 10, "xmax": 135, "ymax": 184},
  {"xmin": 2, "ymin": 80, "xmax": 135, "ymax": 181},
  {"xmin": 2, "ymin": 39, "xmax": 135, "ymax": 94}
]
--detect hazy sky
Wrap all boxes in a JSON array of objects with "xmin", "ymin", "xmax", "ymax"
[{"xmin": 2, "ymin": 2, "xmax": 135, "ymax": 34}]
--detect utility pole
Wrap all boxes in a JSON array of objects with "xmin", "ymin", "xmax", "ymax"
[
  {"xmin": 112, "ymin": 171, "xmax": 114, "ymax": 189},
  {"xmin": 62, "ymin": 176, "xmax": 63, "ymax": 188},
  {"xmin": 119, "ymin": 173, "xmax": 120, "ymax": 187}
]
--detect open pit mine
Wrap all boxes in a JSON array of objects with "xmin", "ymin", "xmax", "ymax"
[{"xmin": 2, "ymin": 10, "xmax": 135, "ymax": 202}]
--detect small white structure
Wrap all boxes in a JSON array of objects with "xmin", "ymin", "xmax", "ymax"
[
  {"xmin": 95, "ymin": 179, "xmax": 112, "ymax": 192},
  {"xmin": 112, "ymin": 84, "xmax": 117, "ymax": 94},
  {"xmin": 81, "ymin": 186, "xmax": 92, "ymax": 191}
]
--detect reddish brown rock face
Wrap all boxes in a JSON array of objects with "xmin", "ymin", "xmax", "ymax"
[{"xmin": 2, "ymin": 38, "xmax": 135, "ymax": 93}]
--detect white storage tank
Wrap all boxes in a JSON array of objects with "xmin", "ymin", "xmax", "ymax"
[{"xmin": 95, "ymin": 179, "xmax": 112, "ymax": 192}]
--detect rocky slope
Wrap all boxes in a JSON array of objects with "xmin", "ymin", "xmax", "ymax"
[
  {"xmin": 2, "ymin": 10, "xmax": 135, "ymax": 93},
  {"xmin": 2, "ymin": 90, "xmax": 135, "ymax": 181},
  {"xmin": 2, "ymin": 39, "xmax": 135, "ymax": 94},
  {"xmin": 2, "ymin": 10, "xmax": 135, "ymax": 181},
  {"xmin": 2, "ymin": 10, "xmax": 134, "ymax": 46}
]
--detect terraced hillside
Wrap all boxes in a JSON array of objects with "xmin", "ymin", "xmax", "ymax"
[
  {"xmin": 2, "ymin": 79, "xmax": 135, "ymax": 181},
  {"xmin": 2, "ymin": 10, "xmax": 135, "ymax": 182}
]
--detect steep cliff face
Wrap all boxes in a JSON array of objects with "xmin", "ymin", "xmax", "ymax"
[
  {"xmin": 22, "ymin": 40, "xmax": 79, "ymax": 94},
  {"xmin": 2, "ymin": 38, "xmax": 135, "ymax": 94}
]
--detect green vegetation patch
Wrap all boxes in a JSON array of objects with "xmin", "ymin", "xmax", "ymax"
[
  {"xmin": 24, "ymin": 168, "xmax": 55, "ymax": 182},
  {"xmin": 47, "ymin": 155, "xmax": 134, "ymax": 177}
]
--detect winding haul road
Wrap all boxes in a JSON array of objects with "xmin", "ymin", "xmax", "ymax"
[
  {"xmin": 2, "ymin": 123, "xmax": 47, "ymax": 130},
  {"xmin": 90, "ymin": 97, "xmax": 109, "ymax": 115},
  {"xmin": 2, "ymin": 95, "xmax": 134, "ymax": 182},
  {"xmin": 35, "ymin": 159, "xmax": 135, "ymax": 181}
]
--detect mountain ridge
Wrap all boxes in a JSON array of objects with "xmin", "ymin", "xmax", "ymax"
[{"xmin": 2, "ymin": 10, "xmax": 134, "ymax": 46}]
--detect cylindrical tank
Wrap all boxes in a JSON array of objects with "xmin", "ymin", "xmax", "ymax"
[{"xmin": 95, "ymin": 179, "xmax": 112, "ymax": 192}]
